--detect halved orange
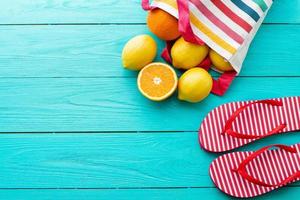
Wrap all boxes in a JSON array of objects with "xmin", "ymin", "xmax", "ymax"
[{"xmin": 137, "ymin": 62, "xmax": 178, "ymax": 101}]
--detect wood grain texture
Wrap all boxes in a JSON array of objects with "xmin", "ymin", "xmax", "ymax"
[
  {"xmin": 0, "ymin": 25, "xmax": 300, "ymax": 78},
  {"xmin": 0, "ymin": 0, "xmax": 297, "ymax": 24},
  {"xmin": 0, "ymin": 0, "xmax": 300, "ymax": 198},
  {"xmin": 1, "ymin": 187, "xmax": 300, "ymax": 200},
  {"xmin": 0, "ymin": 77, "xmax": 299, "ymax": 132},
  {"xmin": 0, "ymin": 132, "xmax": 299, "ymax": 188}
]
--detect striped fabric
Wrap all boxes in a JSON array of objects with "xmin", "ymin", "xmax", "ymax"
[
  {"xmin": 210, "ymin": 144, "xmax": 300, "ymax": 198},
  {"xmin": 151, "ymin": 0, "xmax": 273, "ymax": 71},
  {"xmin": 198, "ymin": 97, "xmax": 300, "ymax": 152}
]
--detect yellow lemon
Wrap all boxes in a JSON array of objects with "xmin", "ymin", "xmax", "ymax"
[
  {"xmin": 122, "ymin": 34, "xmax": 157, "ymax": 71},
  {"xmin": 171, "ymin": 37, "xmax": 209, "ymax": 70},
  {"xmin": 209, "ymin": 50, "xmax": 234, "ymax": 72},
  {"xmin": 178, "ymin": 68, "xmax": 213, "ymax": 103}
]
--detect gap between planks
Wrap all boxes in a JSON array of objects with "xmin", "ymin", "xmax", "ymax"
[
  {"xmin": 0, "ymin": 76, "xmax": 300, "ymax": 79},
  {"xmin": 0, "ymin": 131, "xmax": 197, "ymax": 134},
  {"xmin": 1, "ymin": 185, "xmax": 300, "ymax": 190},
  {"xmin": 0, "ymin": 185, "xmax": 298, "ymax": 190},
  {"xmin": 0, "ymin": 22, "xmax": 300, "ymax": 26},
  {"xmin": 0, "ymin": 186, "xmax": 214, "ymax": 190}
]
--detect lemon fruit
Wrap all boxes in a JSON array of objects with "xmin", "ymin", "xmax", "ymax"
[
  {"xmin": 138, "ymin": 62, "xmax": 178, "ymax": 101},
  {"xmin": 178, "ymin": 68, "xmax": 213, "ymax": 103},
  {"xmin": 209, "ymin": 50, "xmax": 234, "ymax": 72},
  {"xmin": 122, "ymin": 35, "xmax": 157, "ymax": 71},
  {"xmin": 171, "ymin": 37, "xmax": 209, "ymax": 70}
]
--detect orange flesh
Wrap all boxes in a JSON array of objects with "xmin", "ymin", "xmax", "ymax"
[{"xmin": 139, "ymin": 64, "xmax": 176, "ymax": 99}]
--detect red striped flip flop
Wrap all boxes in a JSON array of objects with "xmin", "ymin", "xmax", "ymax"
[
  {"xmin": 199, "ymin": 97, "xmax": 300, "ymax": 152},
  {"xmin": 209, "ymin": 144, "xmax": 300, "ymax": 198}
]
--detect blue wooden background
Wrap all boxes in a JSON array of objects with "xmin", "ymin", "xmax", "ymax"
[{"xmin": 0, "ymin": 0, "xmax": 300, "ymax": 199}]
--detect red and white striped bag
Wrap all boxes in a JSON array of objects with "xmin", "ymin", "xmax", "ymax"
[{"xmin": 142, "ymin": 0, "xmax": 273, "ymax": 95}]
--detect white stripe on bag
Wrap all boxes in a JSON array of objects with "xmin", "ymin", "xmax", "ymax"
[
  {"xmin": 241, "ymin": 0, "xmax": 264, "ymax": 16},
  {"xmin": 264, "ymin": 0, "xmax": 273, "ymax": 8},
  {"xmin": 190, "ymin": 3, "xmax": 241, "ymax": 48},
  {"xmin": 190, "ymin": 24, "xmax": 233, "ymax": 59},
  {"xmin": 224, "ymin": 0, "xmax": 256, "ymax": 26},
  {"xmin": 201, "ymin": 0, "xmax": 249, "ymax": 38}
]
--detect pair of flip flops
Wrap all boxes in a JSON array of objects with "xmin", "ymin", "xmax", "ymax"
[{"xmin": 199, "ymin": 96, "xmax": 300, "ymax": 198}]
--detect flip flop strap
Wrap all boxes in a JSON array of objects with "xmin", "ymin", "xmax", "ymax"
[
  {"xmin": 222, "ymin": 100, "xmax": 287, "ymax": 139},
  {"xmin": 233, "ymin": 144, "xmax": 300, "ymax": 187}
]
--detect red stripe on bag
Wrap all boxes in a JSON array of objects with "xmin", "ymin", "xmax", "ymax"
[
  {"xmin": 211, "ymin": 0, "xmax": 252, "ymax": 33},
  {"xmin": 191, "ymin": 0, "xmax": 244, "ymax": 44}
]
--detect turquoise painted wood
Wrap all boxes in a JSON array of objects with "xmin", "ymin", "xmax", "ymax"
[
  {"xmin": 0, "ymin": 77, "xmax": 299, "ymax": 132},
  {"xmin": 0, "ymin": 133, "xmax": 299, "ymax": 188},
  {"xmin": 1, "ymin": 187, "xmax": 300, "ymax": 200},
  {"xmin": 0, "ymin": 0, "xmax": 300, "ymax": 199},
  {"xmin": 0, "ymin": 25, "xmax": 300, "ymax": 78},
  {"xmin": 0, "ymin": 0, "xmax": 298, "ymax": 24}
]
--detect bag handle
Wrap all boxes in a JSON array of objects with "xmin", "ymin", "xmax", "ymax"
[
  {"xmin": 142, "ymin": 0, "xmax": 204, "ymax": 44},
  {"xmin": 176, "ymin": 0, "xmax": 205, "ymax": 44},
  {"xmin": 176, "ymin": 0, "xmax": 237, "ymax": 95},
  {"xmin": 142, "ymin": 0, "xmax": 154, "ymax": 10},
  {"xmin": 143, "ymin": 0, "xmax": 237, "ymax": 96},
  {"xmin": 211, "ymin": 71, "xmax": 236, "ymax": 96}
]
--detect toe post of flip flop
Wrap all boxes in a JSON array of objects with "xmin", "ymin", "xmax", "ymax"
[
  {"xmin": 209, "ymin": 144, "xmax": 300, "ymax": 198},
  {"xmin": 199, "ymin": 97, "xmax": 300, "ymax": 152}
]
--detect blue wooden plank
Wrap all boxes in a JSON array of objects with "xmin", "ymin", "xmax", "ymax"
[
  {"xmin": 0, "ymin": 0, "xmax": 297, "ymax": 24},
  {"xmin": 0, "ymin": 132, "xmax": 299, "ymax": 188},
  {"xmin": 1, "ymin": 187, "xmax": 300, "ymax": 200},
  {"xmin": 0, "ymin": 25, "xmax": 299, "ymax": 78},
  {"xmin": 0, "ymin": 77, "xmax": 298, "ymax": 132},
  {"xmin": 265, "ymin": 0, "xmax": 300, "ymax": 23},
  {"xmin": 0, "ymin": 0, "xmax": 147, "ymax": 24},
  {"xmin": 0, "ymin": 1, "xmax": 298, "ymax": 197}
]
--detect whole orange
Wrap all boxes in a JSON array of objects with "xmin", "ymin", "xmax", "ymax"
[{"xmin": 147, "ymin": 9, "xmax": 181, "ymax": 41}]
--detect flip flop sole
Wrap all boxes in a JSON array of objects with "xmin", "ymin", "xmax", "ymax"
[
  {"xmin": 199, "ymin": 96, "xmax": 300, "ymax": 152},
  {"xmin": 209, "ymin": 144, "xmax": 300, "ymax": 198}
]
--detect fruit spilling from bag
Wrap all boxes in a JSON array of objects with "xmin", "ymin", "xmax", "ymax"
[
  {"xmin": 122, "ymin": 0, "xmax": 273, "ymax": 102},
  {"xmin": 122, "ymin": 8, "xmax": 232, "ymax": 103}
]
